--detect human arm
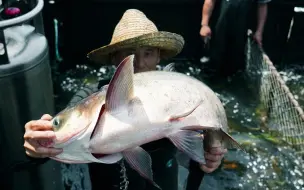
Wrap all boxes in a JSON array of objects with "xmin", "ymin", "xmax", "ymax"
[
  {"xmin": 182, "ymin": 135, "xmax": 227, "ymax": 189},
  {"xmin": 200, "ymin": 0, "xmax": 217, "ymax": 39},
  {"xmin": 254, "ymin": 0, "xmax": 271, "ymax": 46},
  {"xmin": 176, "ymin": 134, "xmax": 226, "ymax": 173},
  {"xmin": 197, "ymin": 133, "xmax": 227, "ymax": 173}
]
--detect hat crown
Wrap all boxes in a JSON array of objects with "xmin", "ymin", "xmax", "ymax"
[{"xmin": 110, "ymin": 9, "xmax": 159, "ymax": 44}]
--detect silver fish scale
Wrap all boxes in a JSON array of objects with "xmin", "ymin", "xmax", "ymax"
[
  {"xmin": 133, "ymin": 71, "xmax": 225, "ymax": 128},
  {"xmin": 134, "ymin": 74, "xmax": 201, "ymax": 117}
]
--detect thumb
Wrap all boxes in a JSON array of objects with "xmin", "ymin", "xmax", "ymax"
[{"xmin": 41, "ymin": 114, "xmax": 53, "ymax": 121}]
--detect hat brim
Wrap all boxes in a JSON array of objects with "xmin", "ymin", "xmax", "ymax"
[{"xmin": 87, "ymin": 31, "xmax": 184, "ymax": 64}]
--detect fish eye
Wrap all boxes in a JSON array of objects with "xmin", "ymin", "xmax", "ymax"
[{"xmin": 53, "ymin": 117, "xmax": 60, "ymax": 129}]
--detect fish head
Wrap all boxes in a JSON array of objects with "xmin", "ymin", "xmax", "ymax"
[
  {"xmin": 49, "ymin": 86, "xmax": 125, "ymax": 164},
  {"xmin": 51, "ymin": 90, "xmax": 107, "ymax": 148}
]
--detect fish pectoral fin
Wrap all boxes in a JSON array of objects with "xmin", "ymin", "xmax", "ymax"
[
  {"xmin": 167, "ymin": 130, "xmax": 206, "ymax": 164},
  {"xmin": 163, "ymin": 62, "xmax": 176, "ymax": 72},
  {"xmin": 105, "ymin": 55, "xmax": 135, "ymax": 113},
  {"xmin": 123, "ymin": 147, "xmax": 161, "ymax": 189},
  {"xmin": 169, "ymin": 100, "xmax": 203, "ymax": 122},
  {"xmin": 219, "ymin": 128, "xmax": 246, "ymax": 153}
]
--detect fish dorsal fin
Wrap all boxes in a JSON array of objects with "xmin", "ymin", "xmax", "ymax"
[
  {"xmin": 163, "ymin": 62, "xmax": 176, "ymax": 72},
  {"xmin": 105, "ymin": 54, "xmax": 135, "ymax": 113}
]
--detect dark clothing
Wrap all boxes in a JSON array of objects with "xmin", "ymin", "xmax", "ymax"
[
  {"xmin": 205, "ymin": 0, "xmax": 271, "ymax": 77},
  {"xmin": 206, "ymin": 0, "xmax": 253, "ymax": 77},
  {"xmin": 89, "ymin": 140, "xmax": 178, "ymax": 190},
  {"xmin": 70, "ymin": 79, "xmax": 179, "ymax": 190}
]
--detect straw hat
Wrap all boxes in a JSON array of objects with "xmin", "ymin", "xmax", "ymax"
[{"xmin": 87, "ymin": 9, "xmax": 185, "ymax": 64}]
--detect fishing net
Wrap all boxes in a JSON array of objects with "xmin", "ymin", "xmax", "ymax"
[{"xmin": 245, "ymin": 30, "xmax": 304, "ymax": 156}]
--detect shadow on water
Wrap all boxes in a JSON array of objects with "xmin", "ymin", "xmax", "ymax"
[{"xmin": 52, "ymin": 59, "xmax": 304, "ymax": 190}]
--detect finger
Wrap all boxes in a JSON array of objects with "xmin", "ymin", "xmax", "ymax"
[
  {"xmin": 25, "ymin": 148, "xmax": 62, "ymax": 158},
  {"xmin": 24, "ymin": 139, "xmax": 42, "ymax": 153},
  {"xmin": 200, "ymin": 164, "xmax": 217, "ymax": 173},
  {"xmin": 208, "ymin": 147, "xmax": 227, "ymax": 155},
  {"xmin": 24, "ymin": 141, "xmax": 62, "ymax": 157},
  {"xmin": 25, "ymin": 120, "xmax": 53, "ymax": 131},
  {"xmin": 24, "ymin": 130, "xmax": 56, "ymax": 140},
  {"xmin": 205, "ymin": 152, "xmax": 224, "ymax": 162},
  {"xmin": 25, "ymin": 147, "xmax": 52, "ymax": 158},
  {"xmin": 205, "ymin": 158, "xmax": 221, "ymax": 169},
  {"xmin": 25, "ymin": 150, "xmax": 44, "ymax": 158},
  {"xmin": 24, "ymin": 141, "xmax": 45, "ymax": 158},
  {"xmin": 36, "ymin": 146, "xmax": 63, "ymax": 157},
  {"xmin": 41, "ymin": 114, "xmax": 53, "ymax": 121}
]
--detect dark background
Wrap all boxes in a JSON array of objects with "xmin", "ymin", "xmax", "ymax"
[{"xmin": 42, "ymin": 0, "xmax": 304, "ymax": 70}]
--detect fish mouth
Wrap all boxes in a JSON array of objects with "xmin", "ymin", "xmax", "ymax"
[
  {"xmin": 53, "ymin": 123, "xmax": 92, "ymax": 148},
  {"xmin": 39, "ymin": 125, "xmax": 91, "ymax": 148},
  {"xmin": 52, "ymin": 104, "xmax": 109, "ymax": 159}
]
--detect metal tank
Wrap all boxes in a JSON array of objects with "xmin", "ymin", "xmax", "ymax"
[{"xmin": 0, "ymin": 0, "xmax": 64, "ymax": 189}]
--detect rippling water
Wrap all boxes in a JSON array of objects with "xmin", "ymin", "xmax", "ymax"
[
  {"xmin": 52, "ymin": 60, "xmax": 304, "ymax": 190},
  {"xmin": 278, "ymin": 64, "xmax": 304, "ymax": 107}
]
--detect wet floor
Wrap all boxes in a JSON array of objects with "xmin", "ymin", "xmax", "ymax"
[{"xmin": 52, "ymin": 60, "xmax": 304, "ymax": 190}]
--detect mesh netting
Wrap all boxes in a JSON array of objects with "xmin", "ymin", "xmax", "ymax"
[{"xmin": 245, "ymin": 30, "xmax": 304, "ymax": 156}]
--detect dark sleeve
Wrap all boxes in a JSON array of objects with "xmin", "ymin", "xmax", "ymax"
[
  {"xmin": 4, "ymin": 157, "xmax": 51, "ymax": 174},
  {"xmin": 184, "ymin": 157, "xmax": 225, "ymax": 190}
]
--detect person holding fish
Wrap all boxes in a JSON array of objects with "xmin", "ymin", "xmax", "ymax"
[{"xmin": 23, "ymin": 9, "xmax": 229, "ymax": 190}]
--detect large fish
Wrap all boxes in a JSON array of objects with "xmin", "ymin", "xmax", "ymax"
[{"xmin": 49, "ymin": 55, "xmax": 244, "ymax": 188}]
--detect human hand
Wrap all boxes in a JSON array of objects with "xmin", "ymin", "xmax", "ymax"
[
  {"xmin": 253, "ymin": 31, "xmax": 263, "ymax": 47},
  {"xmin": 23, "ymin": 114, "xmax": 63, "ymax": 158},
  {"xmin": 200, "ymin": 25, "xmax": 212, "ymax": 39},
  {"xmin": 199, "ymin": 146, "xmax": 227, "ymax": 173}
]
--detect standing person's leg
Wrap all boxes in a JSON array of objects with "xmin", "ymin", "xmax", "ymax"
[
  {"xmin": 208, "ymin": 0, "xmax": 232, "ymax": 77},
  {"xmin": 226, "ymin": 0, "xmax": 253, "ymax": 76}
]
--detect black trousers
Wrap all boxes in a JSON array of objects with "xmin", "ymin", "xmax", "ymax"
[{"xmin": 207, "ymin": 0, "xmax": 254, "ymax": 77}]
